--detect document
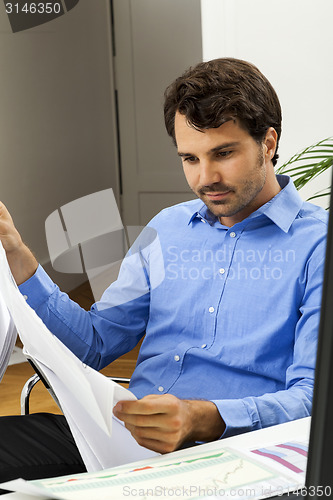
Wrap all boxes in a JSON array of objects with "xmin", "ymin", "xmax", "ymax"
[
  {"xmin": 0, "ymin": 242, "xmax": 157, "ymax": 471},
  {"xmin": 0, "ymin": 285, "xmax": 17, "ymax": 383}
]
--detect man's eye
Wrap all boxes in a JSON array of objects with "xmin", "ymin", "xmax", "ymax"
[
  {"xmin": 217, "ymin": 151, "xmax": 232, "ymax": 158},
  {"xmin": 183, "ymin": 156, "xmax": 197, "ymax": 163}
]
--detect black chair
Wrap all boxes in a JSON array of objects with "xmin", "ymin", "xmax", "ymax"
[{"xmin": 20, "ymin": 358, "xmax": 130, "ymax": 415}]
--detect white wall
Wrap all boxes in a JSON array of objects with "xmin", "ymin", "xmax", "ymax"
[
  {"xmin": 201, "ymin": 0, "xmax": 333, "ymax": 207},
  {"xmin": 0, "ymin": 0, "xmax": 119, "ymax": 290}
]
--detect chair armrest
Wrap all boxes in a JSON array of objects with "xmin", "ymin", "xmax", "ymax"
[
  {"xmin": 20, "ymin": 373, "xmax": 40, "ymax": 415},
  {"xmin": 20, "ymin": 372, "xmax": 131, "ymax": 415}
]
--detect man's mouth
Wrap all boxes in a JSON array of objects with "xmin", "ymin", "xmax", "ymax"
[{"xmin": 204, "ymin": 191, "xmax": 232, "ymax": 201}]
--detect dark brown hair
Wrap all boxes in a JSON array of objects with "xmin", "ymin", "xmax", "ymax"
[{"xmin": 164, "ymin": 58, "xmax": 282, "ymax": 166}]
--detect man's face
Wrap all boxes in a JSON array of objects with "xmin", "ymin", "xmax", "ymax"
[{"xmin": 175, "ymin": 112, "xmax": 274, "ymax": 226}]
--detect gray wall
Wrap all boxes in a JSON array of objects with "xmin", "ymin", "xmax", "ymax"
[
  {"xmin": 0, "ymin": 0, "xmax": 203, "ymax": 292},
  {"xmin": 114, "ymin": 0, "xmax": 202, "ymax": 226},
  {"xmin": 0, "ymin": 0, "xmax": 119, "ymax": 290}
]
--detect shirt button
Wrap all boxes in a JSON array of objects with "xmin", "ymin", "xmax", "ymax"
[
  {"xmin": 174, "ymin": 355, "xmax": 180, "ymax": 362},
  {"xmin": 23, "ymin": 295, "xmax": 28, "ymax": 300},
  {"xmin": 219, "ymin": 268, "xmax": 225, "ymax": 274},
  {"xmin": 201, "ymin": 344, "xmax": 207, "ymax": 349},
  {"xmin": 230, "ymin": 231, "xmax": 236, "ymax": 238},
  {"xmin": 158, "ymin": 386, "xmax": 164, "ymax": 392},
  {"xmin": 208, "ymin": 306, "xmax": 215, "ymax": 313}
]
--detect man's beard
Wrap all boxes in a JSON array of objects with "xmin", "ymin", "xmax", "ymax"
[{"xmin": 196, "ymin": 149, "xmax": 266, "ymax": 219}]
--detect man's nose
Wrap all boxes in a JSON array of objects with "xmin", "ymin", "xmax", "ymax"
[{"xmin": 200, "ymin": 161, "xmax": 221, "ymax": 186}]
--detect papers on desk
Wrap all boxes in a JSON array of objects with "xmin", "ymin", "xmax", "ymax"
[
  {"xmin": 0, "ymin": 284, "xmax": 17, "ymax": 382},
  {"xmin": 2, "ymin": 418, "xmax": 310, "ymax": 500},
  {"xmin": 0, "ymin": 242, "xmax": 157, "ymax": 471}
]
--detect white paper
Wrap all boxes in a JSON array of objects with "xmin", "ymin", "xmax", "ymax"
[
  {"xmin": 0, "ymin": 242, "xmax": 157, "ymax": 471},
  {"xmin": 0, "ymin": 285, "xmax": 17, "ymax": 382},
  {"xmin": 0, "ymin": 478, "xmax": 61, "ymax": 499}
]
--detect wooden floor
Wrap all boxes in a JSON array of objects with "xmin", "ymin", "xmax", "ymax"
[{"xmin": 0, "ymin": 280, "xmax": 141, "ymax": 416}]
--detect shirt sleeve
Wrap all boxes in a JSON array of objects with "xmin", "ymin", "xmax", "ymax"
[
  {"xmin": 18, "ymin": 249, "xmax": 151, "ymax": 370},
  {"xmin": 211, "ymin": 240, "xmax": 325, "ymax": 438}
]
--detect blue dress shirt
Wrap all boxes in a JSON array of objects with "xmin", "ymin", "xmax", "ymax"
[{"xmin": 20, "ymin": 175, "xmax": 327, "ymax": 437}]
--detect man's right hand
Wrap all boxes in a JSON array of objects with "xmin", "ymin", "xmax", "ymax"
[{"xmin": 0, "ymin": 201, "xmax": 38, "ymax": 285}]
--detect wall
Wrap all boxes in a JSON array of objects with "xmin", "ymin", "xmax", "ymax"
[
  {"xmin": 201, "ymin": 0, "xmax": 333, "ymax": 207},
  {"xmin": 0, "ymin": 0, "xmax": 119, "ymax": 290},
  {"xmin": 113, "ymin": 0, "xmax": 202, "ymax": 227}
]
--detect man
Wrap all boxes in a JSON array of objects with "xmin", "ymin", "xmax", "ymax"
[{"xmin": 0, "ymin": 58, "xmax": 327, "ymax": 483}]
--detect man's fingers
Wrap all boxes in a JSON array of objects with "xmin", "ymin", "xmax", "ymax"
[
  {"xmin": 115, "ymin": 409, "xmax": 163, "ymax": 428},
  {"xmin": 0, "ymin": 201, "xmax": 22, "ymax": 251},
  {"xmin": 114, "ymin": 394, "xmax": 181, "ymax": 417},
  {"xmin": 114, "ymin": 400, "xmax": 159, "ymax": 417},
  {"xmin": 115, "ymin": 410, "xmax": 181, "ymax": 431},
  {"xmin": 125, "ymin": 423, "xmax": 174, "ymax": 439},
  {"xmin": 0, "ymin": 203, "xmax": 38, "ymax": 283},
  {"xmin": 0, "ymin": 202, "xmax": 13, "ymax": 225},
  {"xmin": 0, "ymin": 202, "xmax": 11, "ymax": 230},
  {"xmin": 114, "ymin": 407, "xmax": 172, "ymax": 429},
  {"xmin": 124, "ymin": 423, "xmax": 182, "ymax": 454}
]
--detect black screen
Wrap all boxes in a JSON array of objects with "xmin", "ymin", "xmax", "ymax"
[{"xmin": 305, "ymin": 173, "xmax": 333, "ymax": 495}]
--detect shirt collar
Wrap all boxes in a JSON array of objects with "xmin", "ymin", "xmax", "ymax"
[
  {"xmin": 253, "ymin": 175, "xmax": 303, "ymax": 232},
  {"xmin": 188, "ymin": 175, "xmax": 303, "ymax": 233}
]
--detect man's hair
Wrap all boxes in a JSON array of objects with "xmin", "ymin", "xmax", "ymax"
[{"xmin": 164, "ymin": 58, "xmax": 282, "ymax": 166}]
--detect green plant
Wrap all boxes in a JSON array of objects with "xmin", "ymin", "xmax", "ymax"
[{"xmin": 276, "ymin": 137, "xmax": 333, "ymax": 208}]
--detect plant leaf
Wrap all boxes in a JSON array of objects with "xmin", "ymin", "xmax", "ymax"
[{"xmin": 277, "ymin": 137, "xmax": 333, "ymax": 207}]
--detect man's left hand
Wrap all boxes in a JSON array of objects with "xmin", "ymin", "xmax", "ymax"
[{"xmin": 113, "ymin": 394, "xmax": 225, "ymax": 454}]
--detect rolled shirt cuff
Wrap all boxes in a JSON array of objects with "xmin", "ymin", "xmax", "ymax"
[{"xmin": 211, "ymin": 398, "xmax": 259, "ymax": 438}]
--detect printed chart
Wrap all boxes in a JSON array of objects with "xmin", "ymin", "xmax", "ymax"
[
  {"xmin": 251, "ymin": 440, "xmax": 307, "ymax": 475},
  {"xmin": 34, "ymin": 447, "xmax": 303, "ymax": 500}
]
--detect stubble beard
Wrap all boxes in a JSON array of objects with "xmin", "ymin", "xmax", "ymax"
[{"xmin": 197, "ymin": 149, "xmax": 266, "ymax": 219}]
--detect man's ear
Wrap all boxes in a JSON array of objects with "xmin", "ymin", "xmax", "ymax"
[{"xmin": 263, "ymin": 127, "xmax": 278, "ymax": 163}]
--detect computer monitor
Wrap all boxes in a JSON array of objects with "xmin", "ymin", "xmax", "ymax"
[
  {"xmin": 268, "ymin": 182, "xmax": 332, "ymax": 500},
  {"xmin": 305, "ymin": 175, "xmax": 333, "ymax": 494}
]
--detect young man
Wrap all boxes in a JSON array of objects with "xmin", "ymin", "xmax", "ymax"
[{"xmin": 0, "ymin": 58, "xmax": 327, "ymax": 483}]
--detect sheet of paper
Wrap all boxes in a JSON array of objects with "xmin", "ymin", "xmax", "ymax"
[
  {"xmin": 0, "ymin": 478, "xmax": 61, "ymax": 499},
  {"xmin": 0, "ymin": 242, "xmax": 157, "ymax": 471},
  {"xmin": 0, "ymin": 287, "xmax": 17, "ymax": 382}
]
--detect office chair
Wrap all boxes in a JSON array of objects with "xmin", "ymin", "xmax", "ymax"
[{"xmin": 20, "ymin": 358, "xmax": 130, "ymax": 415}]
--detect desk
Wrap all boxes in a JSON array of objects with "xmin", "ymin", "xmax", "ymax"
[{"xmin": 2, "ymin": 417, "xmax": 311, "ymax": 499}]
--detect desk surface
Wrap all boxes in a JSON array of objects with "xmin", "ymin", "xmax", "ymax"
[{"xmin": 2, "ymin": 417, "xmax": 311, "ymax": 499}]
